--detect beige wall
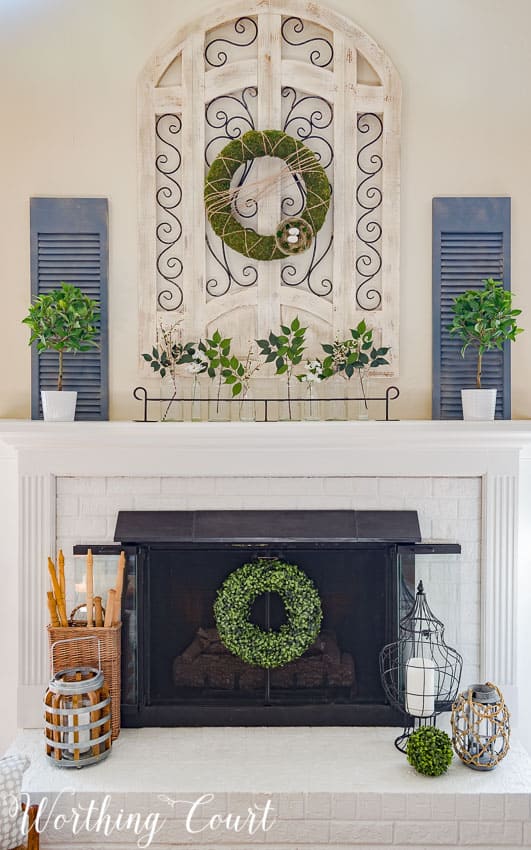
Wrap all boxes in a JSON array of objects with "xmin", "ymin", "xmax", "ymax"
[{"xmin": 1, "ymin": 0, "xmax": 530, "ymax": 420}]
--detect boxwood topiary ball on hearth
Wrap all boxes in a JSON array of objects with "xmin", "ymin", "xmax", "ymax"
[{"xmin": 406, "ymin": 726, "xmax": 453, "ymax": 777}]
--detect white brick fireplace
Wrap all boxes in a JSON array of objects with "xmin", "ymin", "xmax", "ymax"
[
  {"xmin": 2, "ymin": 419, "xmax": 531, "ymax": 849},
  {"xmin": 55, "ymin": 473, "xmax": 482, "ymax": 693},
  {"xmin": 1, "ymin": 419, "xmax": 531, "ymax": 752}
]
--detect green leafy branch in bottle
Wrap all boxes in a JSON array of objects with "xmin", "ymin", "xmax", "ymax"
[
  {"xmin": 221, "ymin": 345, "xmax": 260, "ymax": 407},
  {"xmin": 200, "ymin": 329, "xmax": 232, "ymax": 414},
  {"xmin": 257, "ymin": 316, "xmax": 307, "ymax": 419},
  {"xmin": 142, "ymin": 323, "xmax": 195, "ymax": 382},
  {"xmin": 321, "ymin": 320, "xmax": 390, "ymax": 411},
  {"xmin": 142, "ymin": 323, "xmax": 198, "ymax": 420}
]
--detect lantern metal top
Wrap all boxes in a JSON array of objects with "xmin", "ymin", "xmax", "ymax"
[
  {"xmin": 49, "ymin": 667, "xmax": 104, "ymax": 695},
  {"xmin": 399, "ymin": 581, "xmax": 445, "ymax": 641},
  {"xmin": 467, "ymin": 683, "xmax": 499, "ymax": 704}
]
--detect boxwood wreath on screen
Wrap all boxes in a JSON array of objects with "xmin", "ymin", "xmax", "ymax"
[
  {"xmin": 204, "ymin": 130, "xmax": 332, "ymax": 261},
  {"xmin": 213, "ymin": 558, "xmax": 323, "ymax": 668}
]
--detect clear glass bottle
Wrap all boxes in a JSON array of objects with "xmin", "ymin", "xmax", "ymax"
[
  {"xmin": 160, "ymin": 374, "xmax": 183, "ymax": 422},
  {"xmin": 239, "ymin": 386, "xmax": 255, "ymax": 422},
  {"xmin": 277, "ymin": 378, "xmax": 300, "ymax": 421},
  {"xmin": 208, "ymin": 380, "xmax": 231, "ymax": 422},
  {"xmin": 325, "ymin": 376, "xmax": 347, "ymax": 421},
  {"xmin": 303, "ymin": 383, "xmax": 321, "ymax": 421},
  {"xmin": 357, "ymin": 372, "xmax": 370, "ymax": 420},
  {"xmin": 190, "ymin": 375, "xmax": 202, "ymax": 422}
]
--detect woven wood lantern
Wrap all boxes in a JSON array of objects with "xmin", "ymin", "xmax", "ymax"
[
  {"xmin": 451, "ymin": 682, "xmax": 510, "ymax": 770},
  {"xmin": 44, "ymin": 637, "xmax": 112, "ymax": 768}
]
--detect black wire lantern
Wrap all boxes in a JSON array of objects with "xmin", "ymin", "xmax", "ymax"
[{"xmin": 380, "ymin": 580, "xmax": 462, "ymax": 752}]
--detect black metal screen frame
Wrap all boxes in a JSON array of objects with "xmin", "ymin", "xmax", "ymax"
[{"xmin": 74, "ymin": 540, "xmax": 459, "ymax": 728}]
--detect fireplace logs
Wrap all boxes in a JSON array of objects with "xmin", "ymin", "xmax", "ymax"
[{"xmin": 173, "ymin": 628, "xmax": 356, "ymax": 692}]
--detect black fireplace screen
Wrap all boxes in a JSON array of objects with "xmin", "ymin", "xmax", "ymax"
[
  {"xmin": 149, "ymin": 545, "xmax": 391, "ymax": 706},
  {"xmin": 74, "ymin": 509, "xmax": 459, "ymax": 727}
]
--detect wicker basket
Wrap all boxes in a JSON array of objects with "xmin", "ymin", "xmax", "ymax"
[{"xmin": 47, "ymin": 625, "xmax": 121, "ymax": 740}]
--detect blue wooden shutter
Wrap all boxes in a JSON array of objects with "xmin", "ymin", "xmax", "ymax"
[
  {"xmin": 432, "ymin": 197, "xmax": 511, "ymax": 420},
  {"xmin": 30, "ymin": 198, "xmax": 109, "ymax": 420}
]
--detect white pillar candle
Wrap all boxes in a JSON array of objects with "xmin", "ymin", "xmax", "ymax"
[
  {"xmin": 66, "ymin": 710, "xmax": 91, "ymax": 755},
  {"xmin": 405, "ymin": 657, "xmax": 435, "ymax": 717}
]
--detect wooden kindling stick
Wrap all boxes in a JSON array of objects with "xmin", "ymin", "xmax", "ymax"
[
  {"xmin": 104, "ymin": 589, "xmax": 116, "ymax": 628},
  {"xmin": 94, "ymin": 596, "xmax": 103, "ymax": 628},
  {"xmin": 86, "ymin": 549, "xmax": 94, "ymax": 627},
  {"xmin": 47, "ymin": 557, "xmax": 68, "ymax": 627},
  {"xmin": 112, "ymin": 551, "xmax": 126, "ymax": 626},
  {"xmin": 58, "ymin": 549, "xmax": 66, "ymax": 610},
  {"xmin": 47, "ymin": 591, "xmax": 60, "ymax": 627}
]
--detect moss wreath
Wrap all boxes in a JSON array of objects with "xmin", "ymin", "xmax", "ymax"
[
  {"xmin": 204, "ymin": 129, "xmax": 332, "ymax": 261},
  {"xmin": 213, "ymin": 558, "xmax": 323, "ymax": 668}
]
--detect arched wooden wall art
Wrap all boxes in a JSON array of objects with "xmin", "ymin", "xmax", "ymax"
[{"xmin": 138, "ymin": 0, "xmax": 401, "ymax": 374}]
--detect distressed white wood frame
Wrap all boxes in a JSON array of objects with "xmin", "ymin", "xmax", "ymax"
[{"xmin": 138, "ymin": 0, "xmax": 401, "ymax": 371}]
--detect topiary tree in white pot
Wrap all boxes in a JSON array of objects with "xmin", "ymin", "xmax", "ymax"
[
  {"xmin": 23, "ymin": 282, "xmax": 99, "ymax": 421},
  {"xmin": 448, "ymin": 278, "xmax": 523, "ymax": 421}
]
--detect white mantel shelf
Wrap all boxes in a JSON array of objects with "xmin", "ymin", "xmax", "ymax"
[
  {"xmin": 1, "ymin": 418, "xmax": 530, "ymax": 756},
  {"xmin": 1, "ymin": 419, "xmax": 531, "ymax": 478},
  {"xmin": 3, "ymin": 417, "xmax": 531, "ymax": 444}
]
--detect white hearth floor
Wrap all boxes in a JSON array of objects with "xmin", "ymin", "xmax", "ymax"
[{"xmin": 10, "ymin": 727, "xmax": 531, "ymax": 794}]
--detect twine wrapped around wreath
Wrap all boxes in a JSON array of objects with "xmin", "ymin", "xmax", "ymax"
[{"xmin": 204, "ymin": 129, "xmax": 331, "ymax": 261}]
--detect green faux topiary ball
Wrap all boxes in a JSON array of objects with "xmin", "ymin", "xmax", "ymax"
[{"xmin": 406, "ymin": 726, "xmax": 453, "ymax": 777}]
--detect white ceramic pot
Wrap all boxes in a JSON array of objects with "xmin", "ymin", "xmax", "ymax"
[
  {"xmin": 461, "ymin": 388, "xmax": 497, "ymax": 421},
  {"xmin": 41, "ymin": 391, "xmax": 77, "ymax": 422}
]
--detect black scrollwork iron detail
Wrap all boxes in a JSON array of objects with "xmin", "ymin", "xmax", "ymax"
[
  {"xmin": 280, "ymin": 87, "xmax": 334, "ymax": 295},
  {"xmin": 281, "ymin": 17, "xmax": 334, "ymax": 68},
  {"xmin": 356, "ymin": 113, "xmax": 383, "ymax": 311},
  {"xmin": 155, "ymin": 114, "xmax": 183, "ymax": 311},
  {"xmin": 205, "ymin": 87, "xmax": 257, "ymax": 166},
  {"xmin": 282, "ymin": 87, "xmax": 333, "ymax": 170},
  {"xmin": 206, "ymin": 233, "xmax": 258, "ymax": 297},
  {"xmin": 280, "ymin": 173, "xmax": 307, "ymax": 218},
  {"xmin": 280, "ymin": 233, "xmax": 334, "ymax": 298},
  {"xmin": 205, "ymin": 17, "xmax": 258, "ymax": 68},
  {"xmin": 204, "ymin": 88, "xmax": 258, "ymax": 295}
]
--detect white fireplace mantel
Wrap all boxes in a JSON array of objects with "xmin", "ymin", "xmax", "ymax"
[
  {"xmin": 1, "ymin": 419, "xmax": 530, "ymax": 754},
  {"xmin": 1, "ymin": 418, "xmax": 531, "ymax": 474}
]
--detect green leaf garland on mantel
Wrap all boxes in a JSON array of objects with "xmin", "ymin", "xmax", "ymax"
[
  {"xmin": 204, "ymin": 129, "xmax": 331, "ymax": 261},
  {"xmin": 213, "ymin": 558, "xmax": 323, "ymax": 668}
]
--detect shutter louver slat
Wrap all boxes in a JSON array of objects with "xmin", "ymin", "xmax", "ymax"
[
  {"xmin": 30, "ymin": 198, "xmax": 109, "ymax": 420},
  {"xmin": 432, "ymin": 198, "xmax": 511, "ymax": 420}
]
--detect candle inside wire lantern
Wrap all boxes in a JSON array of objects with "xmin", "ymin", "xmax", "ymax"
[
  {"xmin": 44, "ymin": 637, "xmax": 112, "ymax": 768},
  {"xmin": 451, "ymin": 682, "xmax": 510, "ymax": 770},
  {"xmin": 379, "ymin": 580, "xmax": 462, "ymax": 752}
]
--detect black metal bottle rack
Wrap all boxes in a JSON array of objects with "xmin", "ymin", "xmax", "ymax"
[{"xmin": 133, "ymin": 385, "xmax": 400, "ymax": 422}]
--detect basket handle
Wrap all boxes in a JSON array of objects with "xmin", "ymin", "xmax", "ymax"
[{"xmin": 50, "ymin": 636, "xmax": 102, "ymax": 678}]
